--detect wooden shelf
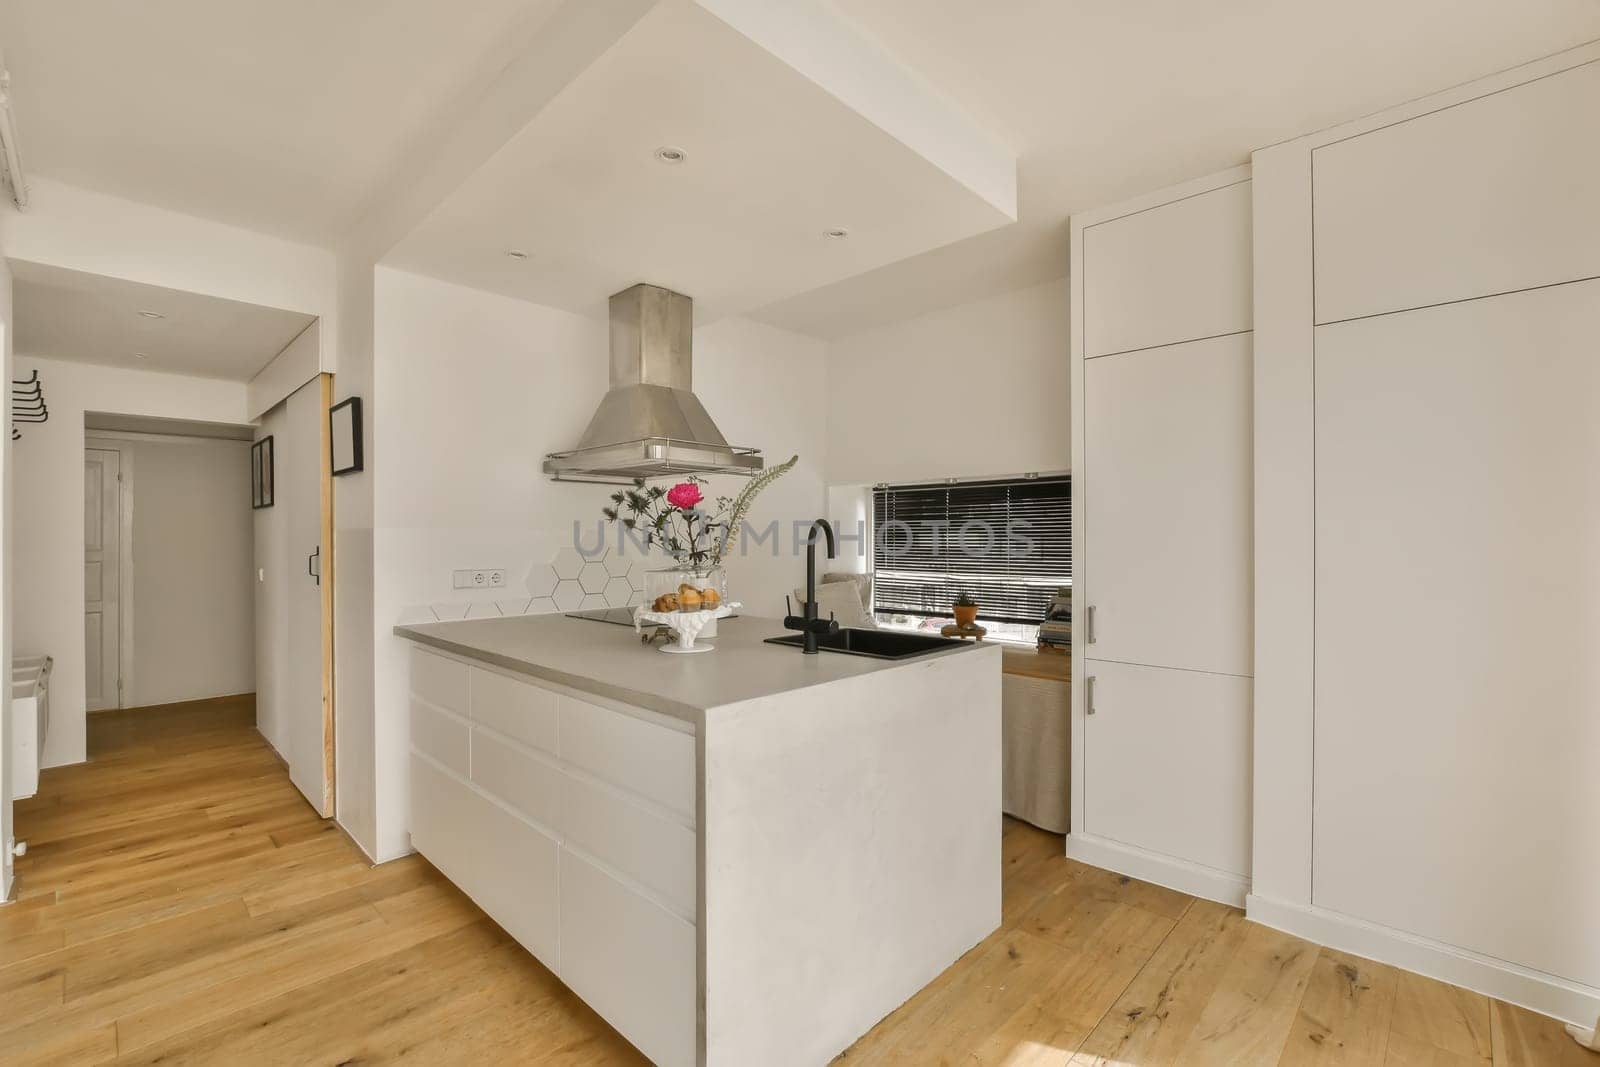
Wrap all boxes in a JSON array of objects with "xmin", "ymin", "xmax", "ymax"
[{"xmin": 1001, "ymin": 646, "xmax": 1071, "ymax": 683}]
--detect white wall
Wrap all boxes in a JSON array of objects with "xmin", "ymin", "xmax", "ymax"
[
  {"xmin": 331, "ymin": 252, "xmax": 378, "ymax": 857},
  {"xmin": 84, "ymin": 434, "xmax": 255, "ymax": 707},
  {"xmin": 0, "ymin": 178, "xmax": 336, "ymax": 374},
  {"xmin": 248, "ymin": 321, "xmax": 320, "ymax": 421},
  {"xmin": 12, "ymin": 358, "xmax": 249, "ymax": 766},
  {"xmin": 365, "ymin": 267, "xmax": 827, "ymax": 860},
  {"xmin": 1, "ymin": 256, "xmax": 13, "ymax": 897},
  {"xmin": 691, "ymin": 316, "xmax": 830, "ymax": 610},
  {"xmin": 823, "ymin": 280, "xmax": 1070, "ymax": 487}
]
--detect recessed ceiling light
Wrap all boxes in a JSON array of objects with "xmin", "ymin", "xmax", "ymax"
[
  {"xmin": 132, "ymin": 351, "xmax": 148, "ymax": 360},
  {"xmin": 137, "ymin": 310, "xmax": 165, "ymax": 319},
  {"xmin": 654, "ymin": 146, "xmax": 686, "ymax": 165},
  {"xmin": 504, "ymin": 249, "xmax": 528, "ymax": 260},
  {"xmin": 824, "ymin": 228, "xmax": 850, "ymax": 239}
]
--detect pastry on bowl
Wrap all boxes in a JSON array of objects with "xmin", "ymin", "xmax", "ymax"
[
  {"xmin": 701, "ymin": 588, "xmax": 721, "ymax": 609},
  {"xmin": 679, "ymin": 586, "xmax": 704, "ymax": 612},
  {"xmin": 652, "ymin": 593, "xmax": 679, "ymax": 613}
]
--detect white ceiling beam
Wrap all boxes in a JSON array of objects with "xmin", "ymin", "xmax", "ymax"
[{"xmin": 692, "ymin": 0, "xmax": 1016, "ymax": 221}]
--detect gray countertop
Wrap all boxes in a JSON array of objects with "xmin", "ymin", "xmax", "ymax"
[{"xmin": 394, "ymin": 613, "xmax": 996, "ymax": 724}]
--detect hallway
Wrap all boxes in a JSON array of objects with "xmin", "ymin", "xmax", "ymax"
[{"xmin": 0, "ymin": 698, "xmax": 643, "ymax": 1064}]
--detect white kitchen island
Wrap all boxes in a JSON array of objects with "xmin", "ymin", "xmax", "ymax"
[{"xmin": 394, "ymin": 612, "xmax": 1001, "ymax": 1067}]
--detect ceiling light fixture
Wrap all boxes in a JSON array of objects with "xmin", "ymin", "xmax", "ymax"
[
  {"xmin": 654, "ymin": 146, "xmax": 686, "ymax": 165},
  {"xmin": 137, "ymin": 310, "xmax": 165, "ymax": 319},
  {"xmin": 504, "ymin": 249, "xmax": 528, "ymax": 260},
  {"xmin": 824, "ymin": 228, "xmax": 850, "ymax": 239},
  {"xmin": 132, "ymin": 352, "xmax": 148, "ymax": 360}
]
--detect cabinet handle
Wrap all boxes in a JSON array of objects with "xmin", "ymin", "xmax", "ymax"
[
  {"xmin": 1086, "ymin": 675, "xmax": 1097, "ymax": 716},
  {"xmin": 1085, "ymin": 604, "xmax": 1097, "ymax": 645}
]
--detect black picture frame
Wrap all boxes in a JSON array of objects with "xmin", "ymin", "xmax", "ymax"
[
  {"xmin": 251, "ymin": 436, "xmax": 275, "ymax": 509},
  {"xmin": 330, "ymin": 396, "xmax": 363, "ymax": 476}
]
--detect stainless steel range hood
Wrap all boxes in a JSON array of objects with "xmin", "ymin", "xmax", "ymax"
[{"xmin": 544, "ymin": 284, "xmax": 763, "ymax": 484}]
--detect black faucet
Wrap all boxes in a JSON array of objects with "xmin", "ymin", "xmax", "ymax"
[{"xmin": 784, "ymin": 519, "xmax": 839, "ymax": 654}]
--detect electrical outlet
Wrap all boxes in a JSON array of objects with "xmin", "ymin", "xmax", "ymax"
[{"xmin": 452, "ymin": 569, "xmax": 507, "ymax": 590}]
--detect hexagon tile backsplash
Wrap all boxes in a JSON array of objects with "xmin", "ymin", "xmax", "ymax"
[{"xmin": 400, "ymin": 540, "xmax": 652, "ymax": 625}]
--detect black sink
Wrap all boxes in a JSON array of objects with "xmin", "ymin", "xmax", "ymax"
[{"xmin": 763, "ymin": 628, "xmax": 967, "ymax": 660}]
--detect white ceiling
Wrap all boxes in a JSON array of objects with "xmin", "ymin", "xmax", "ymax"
[
  {"xmin": 383, "ymin": 0, "xmax": 1014, "ymax": 323},
  {"xmin": 11, "ymin": 260, "xmax": 316, "ymax": 380},
  {"xmin": 3, "ymin": 0, "xmax": 1598, "ymax": 339},
  {"xmin": 0, "ymin": 0, "xmax": 560, "ymax": 241},
  {"xmin": 753, "ymin": 0, "xmax": 1600, "ymax": 337}
]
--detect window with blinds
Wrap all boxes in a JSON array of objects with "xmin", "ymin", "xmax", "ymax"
[{"xmin": 871, "ymin": 476, "xmax": 1071, "ymax": 625}]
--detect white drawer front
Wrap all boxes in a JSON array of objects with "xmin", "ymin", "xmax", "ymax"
[
  {"xmin": 410, "ymin": 754, "xmax": 480, "ymax": 893},
  {"xmin": 560, "ymin": 697, "xmax": 695, "ymax": 825},
  {"xmin": 561, "ymin": 772, "xmax": 696, "ymax": 920},
  {"xmin": 412, "ymin": 753, "xmax": 560, "ymax": 970},
  {"xmin": 471, "ymin": 727, "xmax": 561, "ymax": 833},
  {"xmin": 410, "ymin": 699, "xmax": 469, "ymax": 778},
  {"xmin": 560, "ymin": 850, "xmax": 696, "ymax": 1067},
  {"xmin": 411, "ymin": 648, "xmax": 469, "ymax": 716},
  {"xmin": 472, "ymin": 798, "xmax": 560, "ymax": 968},
  {"xmin": 471, "ymin": 667, "xmax": 558, "ymax": 754}
]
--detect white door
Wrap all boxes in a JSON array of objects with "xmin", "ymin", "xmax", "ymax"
[
  {"xmin": 285, "ymin": 379, "xmax": 328, "ymax": 814},
  {"xmin": 1312, "ymin": 278, "xmax": 1600, "ymax": 989},
  {"xmin": 84, "ymin": 448, "xmax": 121, "ymax": 711}
]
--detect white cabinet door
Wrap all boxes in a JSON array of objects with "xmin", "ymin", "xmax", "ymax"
[
  {"xmin": 1313, "ymin": 279, "xmax": 1600, "ymax": 988},
  {"xmin": 560, "ymin": 850, "xmax": 697, "ymax": 1067},
  {"xmin": 1313, "ymin": 59, "xmax": 1600, "ymax": 324},
  {"xmin": 1083, "ymin": 332, "xmax": 1253, "ymax": 676},
  {"xmin": 1082, "ymin": 660, "xmax": 1252, "ymax": 877},
  {"xmin": 1082, "ymin": 178, "xmax": 1253, "ymax": 357}
]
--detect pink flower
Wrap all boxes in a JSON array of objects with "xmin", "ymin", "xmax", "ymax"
[{"xmin": 666, "ymin": 482, "xmax": 703, "ymax": 510}]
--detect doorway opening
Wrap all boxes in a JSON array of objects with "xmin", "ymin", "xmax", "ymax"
[{"xmin": 84, "ymin": 414, "xmax": 257, "ymax": 721}]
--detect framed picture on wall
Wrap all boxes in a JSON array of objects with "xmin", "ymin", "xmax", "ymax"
[
  {"xmin": 330, "ymin": 397, "xmax": 363, "ymax": 476},
  {"xmin": 252, "ymin": 436, "xmax": 274, "ymax": 509}
]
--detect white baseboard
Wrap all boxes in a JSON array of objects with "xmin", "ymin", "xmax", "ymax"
[
  {"xmin": 1246, "ymin": 893, "xmax": 1600, "ymax": 1029},
  {"xmin": 1065, "ymin": 832, "xmax": 1248, "ymax": 907}
]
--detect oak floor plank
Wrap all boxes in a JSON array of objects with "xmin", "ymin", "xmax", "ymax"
[
  {"xmin": 1489, "ymin": 1000, "xmax": 1598, "ymax": 1067},
  {"xmin": 968, "ymin": 901, "xmax": 1175, "ymax": 1065},
  {"xmin": 1071, "ymin": 898, "xmax": 1253, "ymax": 1066},
  {"xmin": 1279, "ymin": 948, "xmax": 1401, "ymax": 1065},
  {"xmin": 860, "ymin": 927, "xmax": 1092, "ymax": 1064},
  {"xmin": 1390, "ymin": 968, "xmax": 1494, "ymax": 1063},
  {"xmin": 1172, "ymin": 918, "xmax": 1321, "ymax": 1065},
  {"xmin": 1385, "ymin": 1030, "xmax": 1499, "ymax": 1066}
]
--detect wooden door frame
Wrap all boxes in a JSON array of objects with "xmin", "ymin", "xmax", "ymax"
[{"xmin": 318, "ymin": 373, "xmax": 336, "ymax": 816}]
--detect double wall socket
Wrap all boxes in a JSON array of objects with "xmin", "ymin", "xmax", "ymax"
[{"xmin": 452, "ymin": 568, "xmax": 506, "ymax": 590}]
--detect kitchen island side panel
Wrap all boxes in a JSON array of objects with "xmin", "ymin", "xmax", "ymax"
[{"xmin": 700, "ymin": 643, "xmax": 1002, "ymax": 1067}]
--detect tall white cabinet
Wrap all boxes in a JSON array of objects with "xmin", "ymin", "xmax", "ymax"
[
  {"xmin": 1069, "ymin": 168, "xmax": 1255, "ymax": 904},
  {"xmin": 1253, "ymin": 46, "xmax": 1600, "ymax": 1027}
]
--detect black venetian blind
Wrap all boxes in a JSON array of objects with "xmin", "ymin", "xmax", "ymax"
[{"xmin": 871, "ymin": 476, "xmax": 1071, "ymax": 625}]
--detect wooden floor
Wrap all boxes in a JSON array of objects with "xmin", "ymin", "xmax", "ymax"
[{"xmin": 1, "ymin": 701, "xmax": 1590, "ymax": 1066}]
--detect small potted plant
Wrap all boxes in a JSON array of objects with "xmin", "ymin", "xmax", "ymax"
[{"xmin": 952, "ymin": 592, "xmax": 979, "ymax": 629}]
